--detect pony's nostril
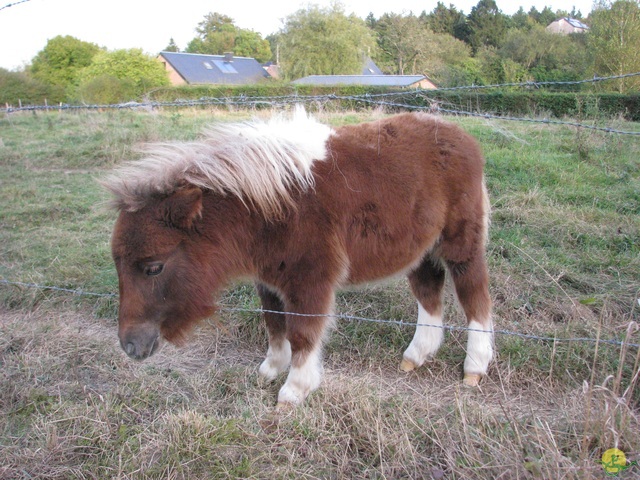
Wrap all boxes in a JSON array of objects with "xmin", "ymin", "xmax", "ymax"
[{"xmin": 125, "ymin": 342, "xmax": 136, "ymax": 357}]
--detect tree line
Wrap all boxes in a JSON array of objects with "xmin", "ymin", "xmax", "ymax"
[{"xmin": 2, "ymin": 0, "xmax": 640, "ymax": 105}]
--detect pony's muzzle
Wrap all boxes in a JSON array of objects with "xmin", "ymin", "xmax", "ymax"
[{"xmin": 119, "ymin": 324, "xmax": 160, "ymax": 360}]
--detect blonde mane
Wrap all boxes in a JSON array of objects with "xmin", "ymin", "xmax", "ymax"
[{"xmin": 102, "ymin": 107, "xmax": 333, "ymax": 218}]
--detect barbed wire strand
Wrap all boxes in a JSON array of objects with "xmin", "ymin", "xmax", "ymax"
[
  {"xmin": 1, "ymin": 279, "xmax": 638, "ymax": 348},
  {"xmin": 0, "ymin": 279, "xmax": 116, "ymax": 298},
  {"xmin": 0, "ymin": 0, "xmax": 30, "ymax": 12}
]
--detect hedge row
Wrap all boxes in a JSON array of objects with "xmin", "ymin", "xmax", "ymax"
[
  {"xmin": 421, "ymin": 90, "xmax": 640, "ymax": 121},
  {"xmin": 147, "ymin": 84, "xmax": 640, "ymax": 121}
]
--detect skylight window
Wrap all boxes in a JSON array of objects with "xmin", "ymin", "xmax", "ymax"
[
  {"xmin": 203, "ymin": 62, "xmax": 213, "ymax": 70},
  {"xmin": 213, "ymin": 60, "xmax": 238, "ymax": 74}
]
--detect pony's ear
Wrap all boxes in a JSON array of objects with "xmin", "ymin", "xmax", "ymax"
[{"xmin": 164, "ymin": 187, "xmax": 203, "ymax": 229}]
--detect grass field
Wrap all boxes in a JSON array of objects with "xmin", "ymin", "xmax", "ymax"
[{"xmin": 1, "ymin": 107, "xmax": 639, "ymax": 479}]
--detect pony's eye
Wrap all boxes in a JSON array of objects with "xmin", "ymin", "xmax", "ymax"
[{"xmin": 145, "ymin": 263, "xmax": 164, "ymax": 276}]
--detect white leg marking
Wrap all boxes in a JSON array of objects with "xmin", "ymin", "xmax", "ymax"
[
  {"xmin": 463, "ymin": 319, "xmax": 494, "ymax": 385},
  {"xmin": 258, "ymin": 339, "xmax": 291, "ymax": 382},
  {"xmin": 277, "ymin": 344, "xmax": 323, "ymax": 405},
  {"xmin": 401, "ymin": 303, "xmax": 444, "ymax": 371}
]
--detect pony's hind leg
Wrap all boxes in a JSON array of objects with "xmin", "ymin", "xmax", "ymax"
[
  {"xmin": 448, "ymin": 254, "xmax": 493, "ymax": 386},
  {"xmin": 256, "ymin": 283, "xmax": 291, "ymax": 382},
  {"xmin": 401, "ymin": 256, "xmax": 447, "ymax": 372}
]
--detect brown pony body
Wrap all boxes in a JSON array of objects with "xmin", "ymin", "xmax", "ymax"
[{"xmin": 106, "ymin": 109, "xmax": 493, "ymax": 405}]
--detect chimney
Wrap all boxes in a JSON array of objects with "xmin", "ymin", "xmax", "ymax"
[{"xmin": 224, "ymin": 52, "xmax": 233, "ymax": 63}]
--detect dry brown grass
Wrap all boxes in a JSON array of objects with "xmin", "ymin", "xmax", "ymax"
[{"xmin": 1, "ymin": 303, "xmax": 638, "ymax": 479}]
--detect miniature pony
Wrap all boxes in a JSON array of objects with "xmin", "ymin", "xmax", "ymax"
[{"xmin": 104, "ymin": 108, "xmax": 493, "ymax": 405}]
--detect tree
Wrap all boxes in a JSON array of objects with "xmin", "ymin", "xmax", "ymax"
[
  {"xmin": 187, "ymin": 13, "xmax": 236, "ymax": 54},
  {"xmin": 185, "ymin": 12, "xmax": 272, "ymax": 63},
  {"xmin": 30, "ymin": 36, "xmax": 101, "ymax": 89},
  {"xmin": 475, "ymin": 47, "xmax": 504, "ymax": 84},
  {"xmin": 537, "ymin": 6, "xmax": 558, "ymax": 26},
  {"xmin": 569, "ymin": 7, "xmax": 585, "ymax": 19},
  {"xmin": 588, "ymin": 0, "xmax": 640, "ymax": 92},
  {"xmin": 370, "ymin": 11, "xmax": 474, "ymax": 86},
  {"xmin": 426, "ymin": 2, "xmax": 466, "ymax": 37},
  {"xmin": 265, "ymin": 33, "xmax": 280, "ymax": 64},
  {"xmin": 425, "ymin": 33, "xmax": 476, "ymax": 86},
  {"xmin": 467, "ymin": 0, "xmax": 508, "ymax": 54},
  {"xmin": 164, "ymin": 38, "xmax": 180, "ymax": 52},
  {"xmin": 77, "ymin": 49, "xmax": 169, "ymax": 102},
  {"xmin": 500, "ymin": 25, "xmax": 590, "ymax": 83},
  {"xmin": 501, "ymin": 25, "xmax": 558, "ymax": 70},
  {"xmin": 374, "ymin": 13, "xmax": 431, "ymax": 74},
  {"xmin": 76, "ymin": 75, "xmax": 137, "ymax": 104},
  {"xmin": 0, "ymin": 68, "xmax": 62, "ymax": 105},
  {"xmin": 233, "ymin": 30, "xmax": 272, "ymax": 61},
  {"xmin": 195, "ymin": 12, "xmax": 235, "ymax": 36},
  {"xmin": 510, "ymin": 7, "xmax": 532, "ymax": 30},
  {"xmin": 277, "ymin": 3, "xmax": 376, "ymax": 79},
  {"xmin": 365, "ymin": 12, "xmax": 377, "ymax": 29}
]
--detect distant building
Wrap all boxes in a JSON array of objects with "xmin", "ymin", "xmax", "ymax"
[
  {"xmin": 263, "ymin": 62, "xmax": 280, "ymax": 80},
  {"xmin": 292, "ymin": 75, "xmax": 437, "ymax": 89},
  {"xmin": 158, "ymin": 51, "xmax": 271, "ymax": 86},
  {"xmin": 362, "ymin": 58, "xmax": 383, "ymax": 75},
  {"xmin": 546, "ymin": 18, "xmax": 589, "ymax": 34}
]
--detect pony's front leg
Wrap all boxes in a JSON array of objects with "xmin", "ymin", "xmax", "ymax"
[
  {"xmin": 256, "ymin": 283, "xmax": 291, "ymax": 382},
  {"xmin": 277, "ymin": 290, "xmax": 334, "ymax": 406}
]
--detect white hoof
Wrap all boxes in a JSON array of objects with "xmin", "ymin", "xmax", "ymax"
[
  {"xmin": 400, "ymin": 358, "xmax": 418, "ymax": 372},
  {"xmin": 463, "ymin": 373, "xmax": 482, "ymax": 387}
]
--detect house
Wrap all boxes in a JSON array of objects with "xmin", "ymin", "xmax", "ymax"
[
  {"xmin": 362, "ymin": 58, "xmax": 383, "ymax": 75},
  {"xmin": 263, "ymin": 62, "xmax": 280, "ymax": 80},
  {"xmin": 292, "ymin": 75, "xmax": 437, "ymax": 89},
  {"xmin": 546, "ymin": 18, "xmax": 589, "ymax": 34},
  {"xmin": 158, "ymin": 51, "xmax": 270, "ymax": 86}
]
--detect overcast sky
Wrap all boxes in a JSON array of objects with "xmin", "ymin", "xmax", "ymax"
[{"xmin": 0, "ymin": 0, "xmax": 597, "ymax": 70}]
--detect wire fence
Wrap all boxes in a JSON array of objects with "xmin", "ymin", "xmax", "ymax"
[
  {"xmin": 4, "ymin": 79, "xmax": 640, "ymax": 135},
  {"xmin": 1, "ymin": 278, "xmax": 638, "ymax": 349}
]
